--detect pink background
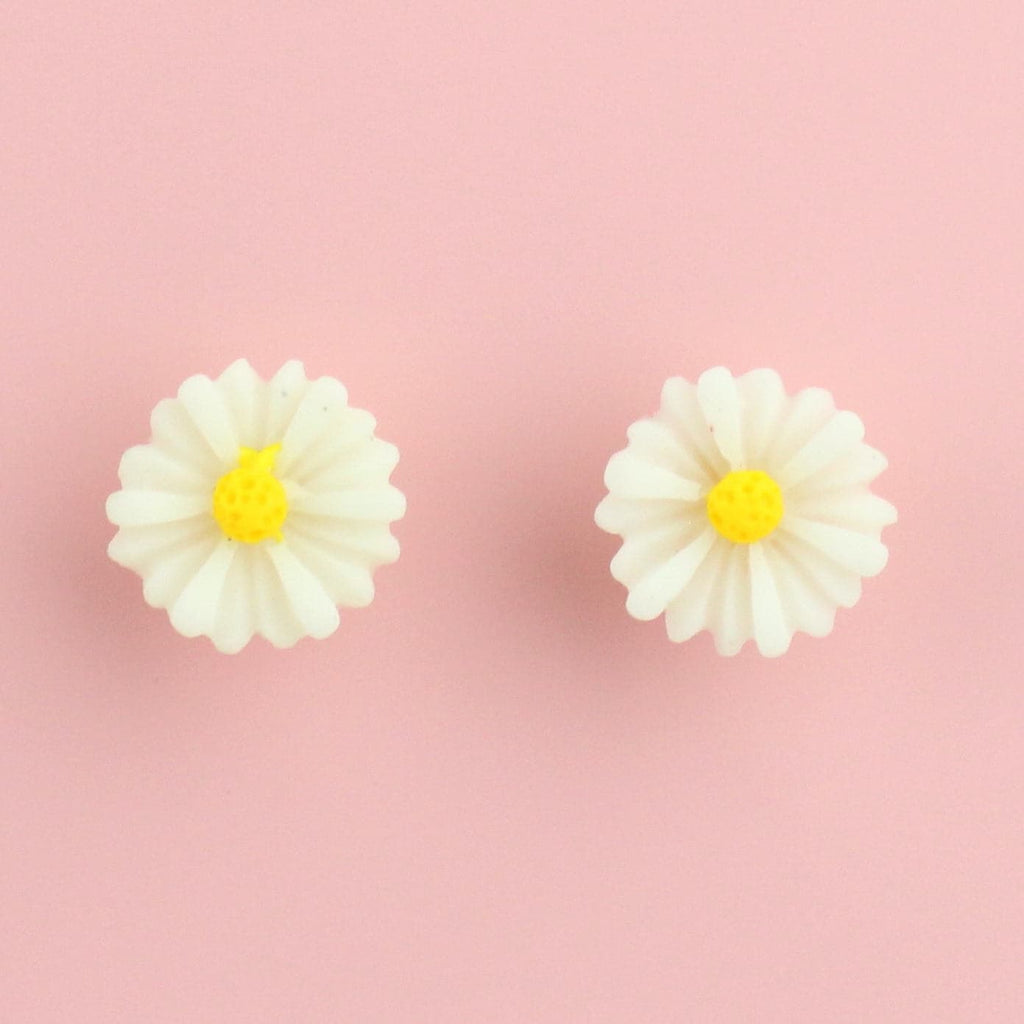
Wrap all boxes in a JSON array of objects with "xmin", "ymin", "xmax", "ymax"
[{"xmin": 2, "ymin": 2, "xmax": 1022, "ymax": 1020}]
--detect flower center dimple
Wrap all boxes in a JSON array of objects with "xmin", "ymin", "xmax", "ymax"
[
  {"xmin": 212, "ymin": 444, "xmax": 288, "ymax": 543},
  {"xmin": 706, "ymin": 469, "xmax": 784, "ymax": 544}
]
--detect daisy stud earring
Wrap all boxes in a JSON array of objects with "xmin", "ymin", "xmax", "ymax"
[
  {"xmin": 594, "ymin": 367, "xmax": 896, "ymax": 657},
  {"xmin": 106, "ymin": 359, "xmax": 405, "ymax": 653}
]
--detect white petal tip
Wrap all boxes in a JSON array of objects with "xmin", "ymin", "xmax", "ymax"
[
  {"xmin": 594, "ymin": 499, "xmax": 616, "ymax": 533},
  {"xmin": 310, "ymin": 614, "xmax": 341, "ymax": 641},
  {"xmin": 211, "ymin": 635, "xmax": 253, "ymax": 655},
  {"xmin": 264, "ymin": 634, "xmax": 302, "ymax": 650},
  {"xmin": 624, "ymin": 593, "xmax": 665, "ymax": 622},
  {"xmin": 864, "ymin": 546, "xmax": 890, "ymax": 577},
  {"xmin": 756, "ymin": 637, "xmax": 793, "ymax": 658},
  {"xmin": 697, "ymin": 365, "xmax": 732, "ymax": 386},
  {"xmin": 712, "ymin": 637, "xmax": 746, "ymax": 657},
  {"xmin": 217, "ymin": 357, "xmax": 261, "ymax": 384},
  {"xmin": 391, "ymin": 489, "xmax": 408, "ymax": 521}
]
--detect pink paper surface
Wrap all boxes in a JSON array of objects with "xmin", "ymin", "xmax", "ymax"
[{"xmin": 2, "ymin": 3, "xmax": 1022, "ymax": 1020}]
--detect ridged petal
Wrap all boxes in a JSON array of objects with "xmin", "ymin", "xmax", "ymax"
[
  {"xmin": 659, "ymin": 377, "xmax": 729, "ymax": 480},
  {"xmin": 594, "ymin": 495, "xmax": 696, "ymax": 536},
  {"xmin": 789, "ymin": 489, "xmax": 897, "ymax": 534},
  {"xmin": 149, "ymin": 397, "xmax": 223, "ymax": 477},
  {"xmin": 664, "ymin": 538, "xmax": 728, "ymax": 643},
  {"xmin": 749, "ymin": 543, "xmax": 792, "ymax": 657},
  {"xmin": 140, "ymin": 532, "xmax": 222, "ymax": 611},
  {"xmin": 776, "ymin": 410, "xmax": 865, "ymax": 489},
  {"xmin": 216, "ymin": 359, "xmax": 264, "ymax": 449},
  {"xmin": 782, "ymin": 516, "xmax": 889, "ymax": 577},
  {"xmin": 697, "ymin": 367, "xmax": 744, "ymax": 468},
  {"xmin": 610, "ymin": 520, "xmax": 697, "ymax": 588},
  {"xmin": 284, "ymin": 408, "xmax": 379, "ymax": 486},
  {"xmin": 763, "ymin": 539, "xmax": 837, "ymax": 639},
  {"xmin": 737, "ymin": 369, "xmax": 787, "ymax": 466},
  {"xmin": 287, "ymin": 531, "xmax": 376, "ymax": 607},
  {"xmin": 762, "ymin": 386, "xmax": 835, "ymax": 475},
  {"xmin": 301, "ymin": 438, "xmax": 400, "ymax": 493},
  {"xmin": 789, "ymin": 443, "xmax": 889, "ymax": 496},
  {"xmin": 706, "ymin": 543, "xmax": 754, "ymax": 656},
  {"xmin": 212, "ymin": 546, "xmax": 257, "ymax": 653},
  {"xmin": 285, "ymin": 514, "xmax": 401, "ymax": 568},
  {"xmin": 263, "ymin": 360, "xmax": 311, "ymax": 447},
  {"xmin": 177, "ymin": 373, "xmax": 239, "ymax": 464},
  {"xmin": 625, "ymin": 527, "xmax": 717, "ymax": 621},
  {"xmin": 107, "ymin": 490, "xmax": 211, "ymax": 527},
  {"xmin": 625, "ymin": 418, "xmax": 707, "ymax": 487},
  {"xmin": 603, "ymin": 450, "xmax": 701, "ymax": 502},
  {"xmin": 267, "ymin": 543, "xmax": 341, "ymax": 640},
  {"xmin": 290, "ymin": 485, "xmax": 406, "ymax": 522},
  {"xmin": 250, "ymin": 547, "xmax": 304, "ymax": 648},
  {"xmin": 276, "ymin": 376, "xmax": 350, "ymax": 475},
  {"xmin": 117, "ymin": 444, "xmax": 209, "ymax": 495},
  {"xmin": 770, "ymin": 532, "xmax": 863, "ymax": 610},
  {"xmin": 168, "ymin": 540, "xmax": 237, "ymax": 639},
  {"xmin": 108, "ymin": 517, "xmax": 218, "ymax": 574}
]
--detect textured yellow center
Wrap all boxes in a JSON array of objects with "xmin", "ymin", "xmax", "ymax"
[
  {"xmin": 212, "ymin": 444, "xmax": 288, "ymax": 543},
  {"xmin": 706, "ymin": 469, "xmax": 784, "ymax": 544}
]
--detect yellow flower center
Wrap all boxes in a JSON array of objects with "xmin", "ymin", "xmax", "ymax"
[
  {"xmin": 706, "ymin": 469, "xmax": 784, "ymax": 544},
  {"xmin": 212, "ymin": 444, "xmax": 288, "ymax": 543}
]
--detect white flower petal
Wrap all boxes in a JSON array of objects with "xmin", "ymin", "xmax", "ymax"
[
  {"xmin": 285, "ymin": 514, "xmax": 401, "ymax": 568},
  {"xmin": 604, "ymin": 450, "xmax": 702, "ymax": 502},
  {"xmin": 738, "ymin": 368, "xmax": 787, "ymax": 466},
  {"xmin": 789, "ymin": 489, "xmax": 897, "ymax": 534},
  {"xmin": 776, "ymin": 410, "xmax": 865, "ymax": 489},
  {"xmin": 107, "ymin": 490, "xmax": 211, "ymax": 527},
  {"xmin": 108, "ymin": 517, "xmax": 218, "ymax": 574},
  {"xmin": 763, "ymin": 540, "xmax": 837, "ymax": 639},
  {"xmin": 697, "ymin": 366, "xmax": 744, "ymax": 468},
  {"xmin": 625, "ymin": 419, "xmax": 707, "ymax": 486},
  {"xmin": 141, "ymin": 532, "xmax": 222, "ymax": 611},
  {"xmin": 771, "ymin": 531, "xmax": 862, "ymax": 610},
  {"xmin": 216, "ymin": 359, "xmax": 264, "ymax": 449},
  {"xmin": 266, "ymin": 543, "xmax": 341, "ymax": 640},
  {"xmin": 149, "ymin": 397, "xmax": 223, "ymax": 477},
  {"xmin": 290, "ymin": 485, "xmax": 407, "ymax": 523},
  {"xmin": 177, "ymin": 373, "xmax": 239, "ymax": 464},
  {"xmin": 250, "ymin": 547, "xmax": 304, "ymax": 648},
  {"xmin": 782, "ymin": 516, "xmax": 889, "ymax": 577},
  {"xmin": 625, "ymin": 418, "xmax": 684, "ymax": 462},
  {"xmin": 286, "ymin": 531, "xmax": 376, "ymax": 607},
  {"xmin": 299, "ymin": 438, "xmax": 400, "ymax": 493},
  {"xmin": 168, "ymin": 540, "xmax": 237, "ymax": 639},
  {"xmin": 790, "ymin": 443, "xmax": 889, "ymax": 496},
  {"xmin": 117, "ymin": 444, "xmax": 209, "ymax": 495},
  {"xmin": 762, "ymin": 386, "xmax": 835, "ymax": 474},
  {"xmin": 625, "ymin": 527, "xmax": 717, "ymax": 621},
  {"xmin": 263, "ymin": 360, "xmax": 311, "ymax": 447},
  {"xmin": 594, "ymin": 495, "xmax": 695, "ymax": 536},
  {"xmin": 212, "ymin": 547, "xmax": 257, "ymax": 654},
  {"xmin": 749, "ymin": 543, "xmax": 792, "ymax": 657},
  {"xmin": 659, "ymin": 377, "xmax": 729, "ymax": 480},
  {"xmin": 706, "ymin": 543, "xmax": 754, "ymax": 656},
  {"xmin": 276, "ymin": 376, "xmax": 350, "ymax": 475},
  {"xmin": 284, "ymin": 407, "xmax": 380, "ymax": 486},
  {"xmin": 610, "ymin": 520, "xmax": 698, "ymax": 588},
  {"xmin": 664, "ymin": 538, "xmax": 728, "ymax": 643}
]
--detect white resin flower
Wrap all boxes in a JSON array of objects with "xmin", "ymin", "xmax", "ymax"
[
  {"xmin": 595, "ymin": 367, "xmax": 896, "ymax": 657},
  {"xmin": 106, "ymin": 359, "xmax": 405, "ymax": 652}
]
